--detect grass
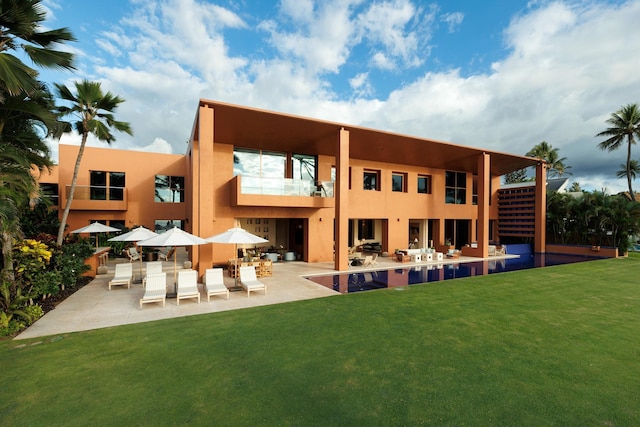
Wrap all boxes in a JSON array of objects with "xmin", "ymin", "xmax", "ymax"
[{"xmin": 2, "ymin": 256, "xmax": 639, "ymax": 426}]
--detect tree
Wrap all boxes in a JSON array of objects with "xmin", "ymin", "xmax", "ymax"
[
  {"xmin": 615, "ymin": 159, "xmax": 640, "ymax": 184},
  {"xmin": 568, "ymin": 182, "xmax": 582, "ymax": 192},
  {"xmin": 54, "ymin": 80, "xmax": 132, "ymax": 246},
  {"xmin": 526, "ymin": 141, "xmax": 571, "ymax": 178},
  {"xmin": 597, "ymin": 103, "xmax": 640, "ymax": 201},
  {"xmin": 0, "ymin": 0, "xmax": 75, "ymax": 99},
  {"xmin": 503, "ymin": 168, "xmax": 529, "ymax": 184}
]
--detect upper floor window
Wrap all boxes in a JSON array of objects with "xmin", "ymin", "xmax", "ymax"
[
  {"xmin": 292, "ymin": 154, "xmax": 316, "ymax": 181},
  {"xmin": 155, "ymin": 175, "xmax": 185, "ymax": 203},
  {"xmin": 234, "ymin": 147, "xmax": 286, "ymax": 178},
  {"xmin": 40, "ymin": 183, "xmax": 59, "ymax": 205},
  {"xmin": 363, "ymin": 170, "xmax": 380, "ymax": 191},
  {"xmin": 90, "ymin": 171, "xmax": 125, "ymax": 201},
  {"xmin": 445, "ymin": 171, "xmax": 466, "ymax": 204},
  {"xmin": 417, "ymin": 175, "xmax": 431, "ymax": 194},
  {"xmin": 392, "ymin": 172, "xmax": 407, "ymax": 192}
]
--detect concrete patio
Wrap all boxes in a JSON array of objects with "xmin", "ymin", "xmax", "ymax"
[{"xmin": 16, "ymin": 249, "xmax": 504, "ymax": 340}]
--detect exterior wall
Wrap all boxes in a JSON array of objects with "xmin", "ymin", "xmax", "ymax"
[
  {"xmin": 45, "ymin": 144, "xmax": 187, "ymax": 235},
  {"xmin": 546, "ymin": 244, "xmax": 618, "ymax": 258}
]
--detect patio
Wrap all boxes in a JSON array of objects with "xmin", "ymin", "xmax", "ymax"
[{"xmin": 16, "ymin": 249, "xmax": 504, "ymax": 339}]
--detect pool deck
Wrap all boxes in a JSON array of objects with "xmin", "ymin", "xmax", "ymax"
[{"xmin": 16, "ymin": 250, "xmax": 510, "ymax": 340}]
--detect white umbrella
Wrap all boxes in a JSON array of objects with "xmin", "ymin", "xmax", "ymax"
[
  {"xmin": 205, "ymin": 227, "xmax": 268, "ymax": 289},
  {"xmin": 108, "ymin": 226, "xmax": 159, "ymax": 281},
  {"xmin": 71, "ymin": 221, "xmax": 120, "ymax": 250},
  {"xmin": 137, "ymin": 227, "xmax": 207, "ymax": 287}
]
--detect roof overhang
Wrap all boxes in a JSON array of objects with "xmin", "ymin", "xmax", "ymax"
[{"xmin": 193, "ymin": 99, "xmax": 539, "ymax": 176}]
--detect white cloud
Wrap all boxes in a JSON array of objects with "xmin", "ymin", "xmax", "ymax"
[{"xmin": 441, "ymin": 11, "xmax": 464, "ymax": 33}]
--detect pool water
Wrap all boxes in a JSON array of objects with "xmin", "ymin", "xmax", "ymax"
[{"xmin": 306, "ymin": 254, "xmax": 603, "ymax": 294}]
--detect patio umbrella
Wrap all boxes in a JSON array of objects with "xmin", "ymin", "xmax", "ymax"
[
  {"xmin": 137, "ymin": 227, "xmax": 207, "ymax": 292},
  {"xmin": 71, "ymin": 222, "xmax": 120, "ymax": 250},
  {"xmin": 205, "ymin": 227, "xmax": 268, "ymax": 289},
  {"xmin": 108, "ymin": 226, "xmax": 159, "ymax": 281}
]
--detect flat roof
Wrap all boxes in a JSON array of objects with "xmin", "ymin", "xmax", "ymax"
[{"xmin": 193, "ymin": 99, "xmax": 540, "ymax": 176}]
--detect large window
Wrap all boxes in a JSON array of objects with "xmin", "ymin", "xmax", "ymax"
[
  {"xmin": 417, "ymin": 175, "xmax": 431, "ymax": 194},
  {"xmin": 392, "ymin": 172, "xmax": 407, "ymax": 192},
  {"xmin": 90, "ymin": 171, "xmax": 125, "ymax": 201},
  {"xmin": 363, "ymin": 170, "xmax": 380, "ymax": 191},
  {"xmin": 233, "ymin": 148, "xmax": 286, "ymax": 178},
  {"xmin": 155, "ymin": 175, "xmax": 185, "ymax": 203},
  {"xmin": 445, "ymin": 171, "xmax": 466, "ymax": 204},
  {"xmin": 40, "ymin": 183, "xmax": 59, "ymax": 205}
]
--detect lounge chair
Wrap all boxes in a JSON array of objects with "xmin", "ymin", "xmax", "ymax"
[
  {"xmin": 109, "ymin": 263, "xmax": 132, "ymax": 290},
  {"xmin": 126, "ymin": 247, "xmax": 140, "ymax": 262},
  {"xmin": 362, "ymin": 255, "xmax": 373, "ymax": 267},
  {"xmin": 239, "ymin": 266, "xmax": 267, "ymax": 297},
  {"xmin": 176, "ymin": 270, "xmax": 200, "ymax": 305},
  {"xmin": 142, "ymin": 261, "xmax": 163, "ymax": 287},
  {"xmin": 158, "ymin": 247, "xmax": 175, "ymax": 261},
  {"xmin": 203, "ymin": 268, "xmax": 229, "ymax": 301},
  {"xmin": 139, "ymin": 272, "xmax": 166, "ymax": 308}
]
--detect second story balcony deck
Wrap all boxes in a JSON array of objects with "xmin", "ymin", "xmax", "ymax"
[
  {"xmin": 64, "ymin": 185, "xmax": 128, "ymax": 211},
  {"xmin": 231, "ymin": 176, "xmax": 334, "ymax": 208}
]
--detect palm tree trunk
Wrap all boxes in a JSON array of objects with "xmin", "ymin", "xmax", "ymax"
[
  {"xmin": 56, "ymin": 135, "xmax": 88, "ymax": 246},
  {"xmin": 627, "ymin": 134, "xmax": 635, "ymax": 201}
]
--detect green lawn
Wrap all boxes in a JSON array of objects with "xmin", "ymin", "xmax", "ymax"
[{"xmin": 2, "ymin": 257, "xmax": 639, "ymax": 426}]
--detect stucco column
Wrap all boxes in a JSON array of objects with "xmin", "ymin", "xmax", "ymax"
[
  {"xmin": 477, "ymin": 153, "xmax": 490, "ymax": 257},
  {"xmin": 534, "ymin": 161, "xmax": 547, "ymax": 253},
  {"xmin": 195, "ymin": 105, "xmax": 215, "ymax": 276},
  {"xmin": 334, "ymin": 128, "xmax": 350, "ymax": 271}
]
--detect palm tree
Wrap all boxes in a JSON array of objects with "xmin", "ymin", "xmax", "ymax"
[
  {"xmin": 526, "ymin": 141, "xmax": 571, "ymax": 178},
  {"xmin": 568, "ymin": 182, "xmax": 582, "ymax": 192},
  {"xmin": 0, "ymin": 0, "xmax": 75, "ymax": 98},
  {"xmin": 54, "ymin": 80, "xmax": 132, "ymax": 246},
  {"xmin": 597, "ymin": 103, "xmax": 640, "ymax": 201},
  {"xmin": 615, "ymin": 159, "xmax": 640, "ymax": 188}
]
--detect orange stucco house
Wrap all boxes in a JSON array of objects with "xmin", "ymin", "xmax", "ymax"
[{"xmin": 40, "ymin": 99, "xmax": 546, "ymax": 275}]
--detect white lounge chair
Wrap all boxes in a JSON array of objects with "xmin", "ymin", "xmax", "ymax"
[
  {"xmin": 142, "ymin": 261, "xmax": 163, "ymax": 287},
  {"xmin": 158, "ymin": 247, "xmax": 175, "ymax": 261},
  {"xmin": 176, "ymin": 270, "xmax": 200, "ymax": 305},
  {"xmin": 239, "ymin": 266, "xmax": 267, "ymax": 297},
  {"xmin": 203, "ymin": 268, "xmax": 229, "ymax": 301},
  {"xmin": 139, "ymin": 272, "xmax": 166, "ymax": 308},
  {"xmin": 109, "ymin": 263, "xmax": 132, "ymax": 290},
  {"xmin": 362, "ymin": 255, "xmax": 374, "ymax": 267}
]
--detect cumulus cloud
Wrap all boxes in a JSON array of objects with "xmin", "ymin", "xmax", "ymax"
[{"xmin": 49, "ymin": 0, "xmax": 640, "ymax": 195}]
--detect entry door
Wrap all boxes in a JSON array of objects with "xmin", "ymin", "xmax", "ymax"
[{"xmin": 289, "ymin": 219, "xmax": 305, "ymax": 260}]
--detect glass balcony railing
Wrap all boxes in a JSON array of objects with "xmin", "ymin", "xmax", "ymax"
[
  {"xmin": 240, "ymin": 176, "xmax": 334, "ymax": 197},
  {"xmin": 65, "ymin": 185, "xmax": 126, "ymax": 201}
]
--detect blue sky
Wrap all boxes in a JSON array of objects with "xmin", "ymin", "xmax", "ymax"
[{"xmin": 40, "ymin": 0, "xmax": 640, "ymax": 193}]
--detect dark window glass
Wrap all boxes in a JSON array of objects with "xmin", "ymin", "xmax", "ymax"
[
  {"xmin": 90, "ymin": 171, "xmax": 106, "ymax": 200},
  {"xmin": 155, "ymin": 175, "xmax": 185, "ymax": 203},
  {"xmin": 109, "ymin": 172, "xmax": 125, "ymax": 201},
  {"xmin": 417, "ymin": 175, "xmax": 431, "ymax": 194},
  {"xmin": 363, "ymin": 170, "xmax": 379, "ymax": 191},
  {"xmin": 392, "ymin": 173, "xmax": 405, "ymax": 192},
  {"xmin": 445, "ymin": 171, "xmax": 466, "ymax": 204}
]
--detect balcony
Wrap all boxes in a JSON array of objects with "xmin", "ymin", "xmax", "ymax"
[
  {"xmin": 65, "ymin": 185, "xmax": 128, "ymax": 211},
  {"xmin": 231, "ymin": 176, "xmax": 334, "ymax": 208}
]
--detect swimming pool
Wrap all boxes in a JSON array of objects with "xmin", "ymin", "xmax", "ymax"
[{"xmin": 306, "ymin": 254, "xmax": 603, "ymax": 294}]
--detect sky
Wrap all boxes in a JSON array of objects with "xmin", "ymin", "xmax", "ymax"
[{"xmin": 37, "ymin": 0, "xmax": 640, "ymax": 193}]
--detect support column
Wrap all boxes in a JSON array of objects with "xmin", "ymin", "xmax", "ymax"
[
  {"xmin": 534, "ymin": 162, "xmax": 547, "ymax": 253},
  {"xmin": 195, "ymin": 105, "xmax": 215, "ymax": 276},
  {"xmin": 334, "ymin": 128, "xmax": 350, "ymax": 271},
  {"xmin": 477, "ymin": 153, "xmax": 490, "ymax": 258}
]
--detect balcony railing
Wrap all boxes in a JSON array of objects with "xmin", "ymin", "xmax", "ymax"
[
  {"xmin": 64, "ymin": 185, "xmax": 127, "ymax": 211},
  {"xmin": 240, "ymin": 176, "xmax": 334, "ymax": 198}
]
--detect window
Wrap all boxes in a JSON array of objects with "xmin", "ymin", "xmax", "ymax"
[
  {"xmin": 417, "ymin": 175, "xmax": 431, "ymax": 194},
  {"xmin": 445, "ymin": 171, "xmax": 466, "ymax": 204},
  {"xmin": 40, "ymin": 183, "xmax": 59, "ymax": 205},
  {"xmin": 154, "ymin": 219, "xmax": 184, "ymax": 232},
  {"xmin": 233, "ymin": 147, "xmax": 286, "ymax": 178},
  {"xmin": 90, "ymin": 171, "xmax": 125, "ymax": 201},
  {"xmin": 155, "ymin": 175, "xmax": 185, "ymax": 203},
  {"xmin": 363, "ymin": 170, "xmax": 380, "ymax": 191},
  {"xmin": 392, "ymin": 172, "xmax": 407, "ymax": 192},
  {"xmin": 292, "ymin": 154, "xmax": 316, "ymax": 181}
]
